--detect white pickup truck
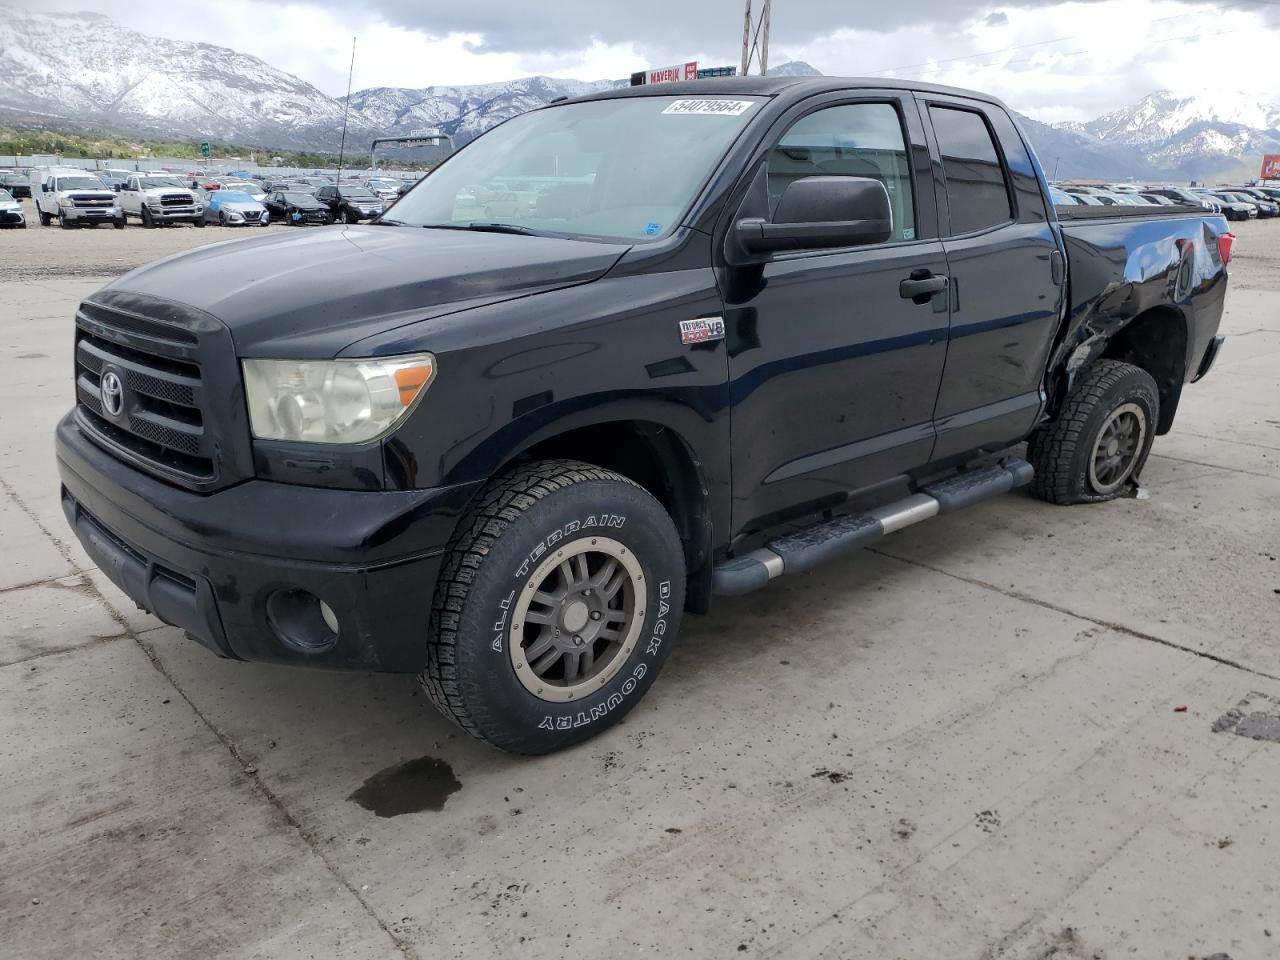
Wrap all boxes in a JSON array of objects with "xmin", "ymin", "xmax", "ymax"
[
  {"xmin": 118, "ymin": 174, "xmax": 205, "ymax": 228},
  {"xmin": 33, "ymin": 168, "xmax": 123, "ymax": 229}
]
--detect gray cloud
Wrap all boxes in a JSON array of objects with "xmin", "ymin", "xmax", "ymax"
[
  {"xmin": 290, "ymin": 0, "xmax": 1120, "ymax": 57},
  {"xmin": 985, "ymin": 11, "xmax": 1010, "ymax": 26}
]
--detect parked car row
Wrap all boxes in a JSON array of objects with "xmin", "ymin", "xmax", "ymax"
[
  {"xmin": 1052, "ymin": 181, "xmax": 1280, "ymax": 220},
  {"xmin": 0, "ymin": 165, "xmax": 425, "ymax": 231}
]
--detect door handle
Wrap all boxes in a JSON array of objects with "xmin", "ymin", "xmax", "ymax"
[{"xmin": 899, "ymin": 271, "xmax": 949, "ymax": 304}]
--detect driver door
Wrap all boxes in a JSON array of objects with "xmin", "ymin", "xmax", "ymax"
[{"xmin": 721, "ymin": 93, "xmax": 949, "ymax": 540}]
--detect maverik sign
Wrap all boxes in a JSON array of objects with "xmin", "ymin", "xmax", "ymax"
[
  {"xmin": 1261, "ymin": 154, "xmax": 1280, "ymax": 179},
  {"xmin": 647, "ymin": 61, "xmax": 698, "ymax": 84}
]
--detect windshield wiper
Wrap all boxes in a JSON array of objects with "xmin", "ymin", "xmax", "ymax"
[
  {"xmin": 374, "ymin": 218, "xmax": 407, "ymax": 226},
  {"xmin": 419, "ymin": 221, "xmax": 543, "ymax": 236}
]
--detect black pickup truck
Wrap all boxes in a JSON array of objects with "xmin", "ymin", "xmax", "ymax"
[{"xmin": 56, "ymin": 77, "xmax": 1231, "ymax": 753}]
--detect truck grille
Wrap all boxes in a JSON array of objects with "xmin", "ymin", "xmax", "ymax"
[
  {"xmin": 73, "ymin": 197, "xmax": 115, "ymax": 208},
  {"xmin": 72, "ymin": 294, "xmax": 253, "ymax": 492},
  {"xmin": 160, "ymin": 194, "xmax": 192, "ymax": 206}
]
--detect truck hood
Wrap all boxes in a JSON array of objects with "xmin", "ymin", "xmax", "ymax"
[
  {"xmin": 62, "ymin": 190, "xmax": 116, "ymax": 201},
  {"xmin": 100, "ymin": 223, "xmax": 628, "ymax": 357}
]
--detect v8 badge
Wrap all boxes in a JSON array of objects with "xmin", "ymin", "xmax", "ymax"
[{"xmin": 679, "ymin": 315, "xmax": 726, "ymax": 346}]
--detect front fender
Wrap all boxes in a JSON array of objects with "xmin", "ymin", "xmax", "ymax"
[{"xmin": 359, "ymin": 263, "xmax": 733, "ymax": 540}]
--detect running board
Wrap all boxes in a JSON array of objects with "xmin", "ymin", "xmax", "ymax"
[{"xmin": 711, "ymin": 458, "xmax": 1034, "ymax": 596}]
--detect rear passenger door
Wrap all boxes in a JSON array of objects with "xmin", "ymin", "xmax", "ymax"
[{"xmin": 921, "ymin": 96, "xmax": 1066, "ymax": 461}]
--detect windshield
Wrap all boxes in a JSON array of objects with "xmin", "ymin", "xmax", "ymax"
[
  {"xmin": 343, "ymin": 189, "xmax": 377, "ymax": 200},
  {"xmin": 389, "ymin": 95, "xmax": 762, "ymax": 241},
  {"xmin": 140, "ymin": 177, "xmax": 187, "ymax": 189},
  {"xmin": 367, "ymin": 179, "xmax": 397, "ymax": 188},
  {"xmin": 0, "ymin": 189, "xmax": 13, "ymax": 202},
  {"xmin": 281, "ymin": 193, "xmax": 315, "ymax": 204},
  {"xmin": 56, "ymin": 176, "xmax": 108, "ymax": 191},
  {"xmin": 215, "ymin": 191, "xmax": 253, "ymax": 203}
]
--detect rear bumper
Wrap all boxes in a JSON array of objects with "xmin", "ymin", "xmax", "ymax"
[{"xmin": 56, "ymin": 411, "xmax": 481, "ymax": 672}]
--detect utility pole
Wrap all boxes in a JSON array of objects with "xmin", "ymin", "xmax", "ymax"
[
  {"xmin": 739, "ymin": 0, "xmax": 773, "ymax": 76},
  {"xmin": 760, "ymin": 0, "xmax": 772, "ymax": 75}
]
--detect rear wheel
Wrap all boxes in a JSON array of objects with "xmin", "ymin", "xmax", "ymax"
[
  {"xmin": 1028, "ymin": 360, "xmax": 1159, "ymax": 505},
  {"xmin": 421, "ymin": 460, "xmax": 685, "ymax": 754}
]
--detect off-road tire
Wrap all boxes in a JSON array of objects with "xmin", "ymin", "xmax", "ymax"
[
  {"xmin": 421, "ymin": 459, "xmax": 685, "ymax": 754},
  {"xmin": 1028, "ymin": 360, "xmax": 1159, "ymax": 505}
]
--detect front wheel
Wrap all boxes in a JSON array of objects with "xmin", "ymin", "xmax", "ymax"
[
  {"xmin": 39, "ymin": 210, "xmax": 51, "ymax": 226},
  {"xmin": 141, "ymin": 207, "xmax": 155, "ymax": 228},
  {"xmin": 59, "ymin": 215, "xmax": 75, "ymax": 230},
  {"xmin": 193, "ymin": 217, "xmax": 205, "ymax": 228},
  {"xmin": 113, "ymin": 217, "xmax": 125, "ymax": 230},
  {"xmin": 1028, "ymin": 359, "xmax": 1159, "ymax": 505},
  {"xmin": 344, "ymin": 207, "xmax": 358, "ymax": 224},
  {"xmin": 421, "ymin": 460, "xmax": 685, "ymax": 754}
]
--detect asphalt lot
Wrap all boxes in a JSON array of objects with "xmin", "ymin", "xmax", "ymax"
[{"xmin": 1, "ymin": 208, "xmax": 1278, "ymax": 960}]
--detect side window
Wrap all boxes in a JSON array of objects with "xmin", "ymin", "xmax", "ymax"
[
  {"xmin": 767, "ymin": 102, "xmax": 916, "ymax": 243},
  {"xmin": 929, "ymin": 106, "xmax": 1013, "ymax": 235}
]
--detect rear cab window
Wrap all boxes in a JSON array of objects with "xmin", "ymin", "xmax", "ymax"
[
  {"xmin": 929, "ymin": 106, "xmax": 1014, "ymax": 235},
  {"xmin": 767, "ymin": 102, "xmax": 916, "ymax": 243}
]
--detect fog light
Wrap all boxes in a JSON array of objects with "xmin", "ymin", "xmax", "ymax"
[{"xmin": 266, "ymin": 588, "xmax": 339, "ymax": 653}]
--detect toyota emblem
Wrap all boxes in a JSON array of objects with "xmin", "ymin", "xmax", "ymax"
[{"xmin": 100, "ymin": 371, "xmax": 124, "ymax": 417}]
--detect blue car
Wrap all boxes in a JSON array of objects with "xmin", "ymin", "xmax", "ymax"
[{"xmin": 203, "ymin": 189, "xmax": 270, "ymax": 227}]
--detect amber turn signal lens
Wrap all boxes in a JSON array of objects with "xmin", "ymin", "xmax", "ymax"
[{"xmin": 394, "ymin": 362, "xmax": 434, "ymax": 407}]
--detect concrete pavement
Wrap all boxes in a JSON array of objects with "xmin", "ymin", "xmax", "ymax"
[{"xmin": 1, "ymin": 220, "xmax": 1277, "ymax": 959}]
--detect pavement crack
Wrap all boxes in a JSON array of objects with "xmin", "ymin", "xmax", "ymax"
[
  {"xmin": 1149, "ymin": 451, "xmax": 1280, "ymax": 482},
  {"xmin": 0, "ymin": 474, "xmax": 419, "ymax": 960},
  {"xmin": 869, "ymin": 548, "xmax": 1280, "ymax": 683}
]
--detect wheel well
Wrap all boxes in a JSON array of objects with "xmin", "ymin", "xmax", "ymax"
[
  {"xmin": 519, "ymin": 421, "xmax": 713, "ymax": 614},
  {"xmin": 1099, "ymin": 307, "xmax": 1186, "ymax": 434}
]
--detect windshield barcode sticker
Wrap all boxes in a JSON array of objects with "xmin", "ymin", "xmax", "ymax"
[{"xmin": 662, "ymin": 100, "xmax": 756, "ymax": 117}]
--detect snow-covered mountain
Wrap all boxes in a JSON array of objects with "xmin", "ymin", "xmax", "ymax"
[
  {"xmin": 1064, "ymin": 90, "xmax": 1280, "ymax": 180},
  {"xmin": 342, "ymin": 63, "xmax": 820, "ymax": 145},
  {"xmin": 0, "ymin": 7, "xmax": 378, "ymax": 150},
  {"xmin": 0, "ymin": 6, "xmax": 1274, "ymax": 181},
  {"xmin": 345, "ymin": 76, "xmax": 623, "ymax": 146}
]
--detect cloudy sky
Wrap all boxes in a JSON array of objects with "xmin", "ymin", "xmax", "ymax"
[{"xmin": 23, "ymin": 0, "xmax": 1280, "ymax": 121}]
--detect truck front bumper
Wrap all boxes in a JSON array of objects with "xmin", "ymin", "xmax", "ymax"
[{"xmin": 56, "ymin": 411, "xmax": 481, "ymax": 673}]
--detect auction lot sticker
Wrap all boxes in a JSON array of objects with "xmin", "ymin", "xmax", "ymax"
[{"xmin": 662, "ymin": 99, "xmax": 756, "ymax": 116}]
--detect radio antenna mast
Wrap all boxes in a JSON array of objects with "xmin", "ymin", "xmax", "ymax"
[{"xmin": 336, "ymin": 37, "xmax": 357, "ymax": 181}]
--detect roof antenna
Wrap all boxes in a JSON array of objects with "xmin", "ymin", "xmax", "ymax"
[{"xmin": 336, "ymin": 36, "xmax": 357, "ymax": 182}]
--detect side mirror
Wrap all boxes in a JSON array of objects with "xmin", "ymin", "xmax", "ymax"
[
  {"xmin": 734, "ymin": 176, "xmax": 893, "ymax": 254},
  {"xmin": 41, "ymin": 184, "xmax": 50, "ymax": 193}
]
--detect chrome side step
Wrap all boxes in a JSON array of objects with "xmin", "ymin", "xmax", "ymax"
[{"xmin": 711, "ymin": 458, "xmax": 1033, "ymax": 596}]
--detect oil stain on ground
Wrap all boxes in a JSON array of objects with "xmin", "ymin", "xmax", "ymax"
[
  {"xmin": 348, "ymin": 756, "xmax": 462, "ymax": 817},
  {"xmin": 1213, "ymin": 692, "xmax": 1280, "ymax": 743}
]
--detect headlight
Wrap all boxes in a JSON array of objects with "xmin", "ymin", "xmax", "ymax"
[
  {"xmin": 242, "ymin": 354, "xmax": 436, "ymax": 444},
  {"xmin": 59, "ymin": 197, "xmax": 76, "ymax": 208}
]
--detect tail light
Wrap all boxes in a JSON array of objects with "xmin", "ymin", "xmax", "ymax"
[{"xmin": 1217, "ymin": 232, "xmax": 1235, "ymax": 265}]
